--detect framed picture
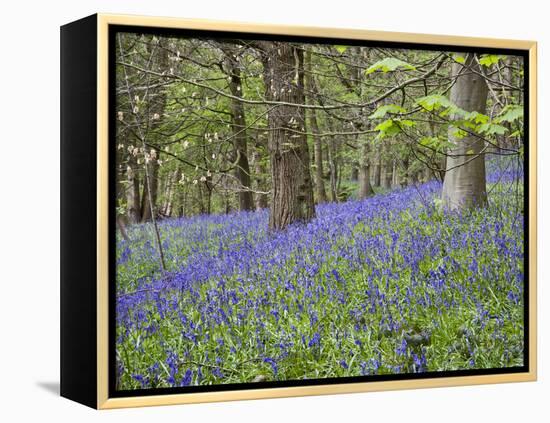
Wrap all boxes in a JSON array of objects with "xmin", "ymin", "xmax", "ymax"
[{"xmin": 60, "ymin": 13, "xmax": 537, "ymax": 409}]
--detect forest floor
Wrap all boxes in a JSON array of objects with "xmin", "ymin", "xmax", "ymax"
[{"xmin": 115, "ymin": 162, "xmax": 525, "ymax": 390}]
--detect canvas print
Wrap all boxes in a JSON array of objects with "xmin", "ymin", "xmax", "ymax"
[{"xmin": 113, "ymin": 29, "xmax": 526, "ymax": 392}]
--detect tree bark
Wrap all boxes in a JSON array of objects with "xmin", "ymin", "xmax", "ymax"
[
  {"xmin": 251, "ymin": 142, "xmax": 268, "ymax": 210},
  {"xmin": 358, "ymin": 140, "xmax": 374, "ymax": 199},
  {"xmin": 262, "ymin": 42, "xmax": 315, "ymax": 230},
  {"xmin": 140, "ymin": 160, "xmax": 159, "ymax": 222},
  {"xmin": 305, "ymin": 51, "xmax": 327, "ymax": 204},
  {"xmin": 373, "ymin": 151, "xmax": 381, "ymax": 187},
  {"xmin": 442, "ymin": 53, "xmax": 489, "ymax": 211},
  {"xmin": 125, "ymin": 156, "xmax": 141, "ymax": 224},
  {"xmin": 224, "ymin": 48, "xmax": 254, "ymax": 211}
]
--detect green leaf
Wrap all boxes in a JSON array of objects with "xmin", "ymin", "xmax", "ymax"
[
  {"xmin": 494, "ymin": 105, "xmax": 523, "ymax": 124},
  {"xmin": 416, "ymin": 95, "xmax": 474, "ymax": 120},
  {"xmin": 366, "ymin": 58, "xmax": 416, "ymax": 74},
  {"xmin": 374, "ymin": 119, "xmax": 402, "ymax": 138},
  {"xmin": 452, "ymin": 54, "xmax": 466, "ymax": 64},
  {"xmin": 450, "ymin": 127, "xmax": 468, "ymax": 139},
  {"xmin": 419, "ymin": 136, "xmax": 440, "ymax": 147},
  {"xmin": 335, "ymin": 45, "xmax": 348, "ymax": 54},
  {"xmin": 478, "ymin": 123, "xmax": 508, "ymax": 135},
  {"xmin": 416, "ymin": 94, "xmax": 453, "ymax": 111},
  {"xmin": 400, "ymin": 119, "xmax": 416, "ymax": 127},
  {"xmin": 479, "ymin": 54, "xmax": 502, "ymax": 67},
  {"xmin": 464, "ymin": 111, "xmax": 490, "ymax": 124},
  {"xmin": 374, "ymin": 119, "xmax": 394, "ymax": 132},
  {"xmin": 369, "ymin": 104, "xmax": 406, "ymax": 119}
]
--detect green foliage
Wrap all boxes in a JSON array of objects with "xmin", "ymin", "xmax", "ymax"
[
  {"xmin": 335, "ymin": 45, "xmax": 348, "ymax": 54},
  {"xmin": 416, "ymin": 94, "xmax": 457, "ymax": 113},
  {"xmin": 369, "ymin": 104, "xmax": 407, "ymax": 119},
  {"xmin": 366, "ymin": 57, "xmax": 416, "ymax": 74},
  {"xmin": 452, "ymin": 54, "xmax": 466, "ymax": 64},
  {"xmin": 494, "ymin": 105, "xmax": 523, "ymax": 124},
  {"xmin": 416, "ymin": 95, "xmax": 515, "ymax": 139},
  {"xmin": 419, "ymin": 136, "xmax": 452, "ymax": 151},
  {"xmin": 374, "ymin": 118, "xmax": 415, "ymax": 139},
  {"xmin": 478, "ymin": 54, "xmax": 502, "ymax": 67},
  {"xmin": 477, "ymin": 122, "xmax": 508, "ymax": 136}
]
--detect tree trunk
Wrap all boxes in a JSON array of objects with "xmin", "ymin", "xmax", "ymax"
[
  {"xmin": 224, "ymin": 49, "xmax": 254, "ymax": 211},
  {"xmin": 305, "ymin": 51, "xmax": 327, "ymax": 204},
  {"xmin": 126, "ymin": 157, "xmax": 141, "ymax": 224},
  {"xmin": 251, "ymin": 143, "xmax": 268, "ymax": 210},
  {"xmin": 442, "ymin": 53, "xmax": 489, "ymax": 211},
  {"xmin": 382, "ymin": 160, "xmax": 392, "ymax": 189},
  {"xmin": 351, "ymin": 167, "xmax": 359, "ymax": 182},
  {"xmin": 358, "ymin": 165, "xmax": 374, "ymax": 199},
  {"xmin": 392, "ymin": 160, "xmax": 399, "ymax": 188},
  {"xmin": 327, "ymin": 138, "xmax": 338, "ymax": 202},
  {"xmin": 140, "ymin": 160, "xmax": 159, "ymax": 222},
  {"xmin": 358, "ymin": 141, "xmax": 374, "ymax": 199},
  {"xmin": 140, "ymin": 39, "xmax": 168, "ymax": 223},
  {"xmin": 373, "ymin": 151, "xmax": 381, "ymax": 187},
  {"xmin": 262, "ymin": 42, "xmax": 315, "ymax": 230}
]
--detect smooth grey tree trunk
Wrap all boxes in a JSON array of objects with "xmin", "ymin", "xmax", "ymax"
[{"xmin": 442, "ymin": 53, "xmax": 489, "ymax": 211}]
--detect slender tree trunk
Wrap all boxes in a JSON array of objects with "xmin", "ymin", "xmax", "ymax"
[
  {"xmin": 358, "ymin": 141, "xmax": 374, "ymax": 199},
  {"xmin": 359, "ymin": 165, "xmax": 374, "ymax": 199},
  {"xmin": 116, "ymin": 215, "xmax": 130, "ymax": 242},
  {"xmin": 126, "ymin": 157, "xmax": 141, "ymax": 223},
  {"xmin": 251, "ymin": 143, "xmax": 268, "ymax": 210},
  {"xmin": 262, "ymin": 42, "xmax": 315, "ymax": 230},
  {"xmin": 140, "ymin": 160, "xmax": 159, "ymax": 222},
  {"xmin": 373, "ymin": 151, "xmax": 381, "ymax": 187},
  {"xmin": 442, "ymin": 53, "xmax": 489, "ymax": 210},
  {"xmin": 392, "ymin": 160, "xmax": 399, "ymax": 187},
  {"xmin": 224, "ymin": 49, "xmax": 254, "ymax": 211},
  {"xmin": 305, "ymin": 51, "xmax": 327, "ymax": 204},
  {"xmin": 351, "ymin": 167, "xmax": 359, "ymax": 182},
  {"xmin": 327, "ymin": 139, "xmax": 338, "ymax": 201}
]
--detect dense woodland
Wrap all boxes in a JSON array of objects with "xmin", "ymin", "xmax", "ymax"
[
  {"xmin": 114, "ymin": 32, "xmax": 525, "ymax": 388},
  {"xmin": 115, "ymin": 33, "xmax": 524, "ymax": 232}
]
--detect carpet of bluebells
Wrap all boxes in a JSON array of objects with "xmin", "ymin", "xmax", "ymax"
[{"xmin": 115, "ymin": 161, "xmax": 524, "ymax": 390}]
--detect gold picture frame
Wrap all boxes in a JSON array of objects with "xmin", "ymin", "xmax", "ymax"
[{"xmin": 60, "ymin": 13, "xmax": 537, "ymax": 409}]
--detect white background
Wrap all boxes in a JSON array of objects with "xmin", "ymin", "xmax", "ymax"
[{"xmin": 0, "ymin": 0, "xmax": 546, "ymax": 421}]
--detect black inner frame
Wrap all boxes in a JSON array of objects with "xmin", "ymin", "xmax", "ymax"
[{"xmin": 108, "ymin": 24, "xmax": 530, "ymax": 398}]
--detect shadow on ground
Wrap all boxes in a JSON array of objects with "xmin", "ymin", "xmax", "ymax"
[{"xmin": 36, "ymin": 381, "xmax": 59, "ymax": 396}]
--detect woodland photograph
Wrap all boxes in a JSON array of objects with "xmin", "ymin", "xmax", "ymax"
[{"xmin": 113, "ymin": 30, "xmax": 526, "ymax": 390}]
